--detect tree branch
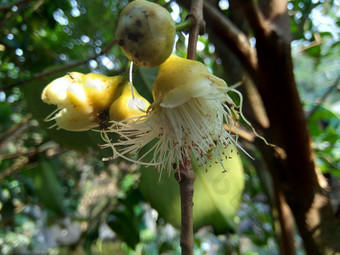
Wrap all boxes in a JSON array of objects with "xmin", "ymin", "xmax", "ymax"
[
  {"xmin": 204, "ymin": 1, "xmax": 260, "ymax": 81},
  {"xmin": 0, "ymin": 114, "xmax": 32, "ymax": 146},
  {"xmin": 291, "ymin": 2, "xmax": 320, "ymax": 40},
  {"xmin": 175, "ymin": 157, "xmax": 195, "ymax": 255},
  {"xmin": 1, "ymin": 38, "xmax": 117, "ymax": 91},
  {"xmin": 186, "ymin": 0, "xmax": 204, "ymax": 59},
  {"xmin": 0, "ymin": 156, "xmax": 30, "ymax": 180},
  {"xmin": 176, "ymin": 0, "xmax": 259, "ymax": 81},
  {"xmin": 307, "ymin": 75, "xmax": 340, "ymax": 120},
  {"xmin": 238, "ymin": 1, "xmax": 340, "ymax": 253},
  {"xmin": 274, "ymin": 179, "xmax": 296, "ymax": 255}
]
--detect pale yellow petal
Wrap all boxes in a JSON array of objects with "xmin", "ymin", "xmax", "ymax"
[
  {"xmin": 55, "ymin": 107, "xmax": 97, "ymax": 131},
  {"xmin": 83, "ymin": 74, "xmax": 124, "ymax": 112},
  {"xmin": 153, "ymin": 55, "xmax": 227, "ymax": 108}
]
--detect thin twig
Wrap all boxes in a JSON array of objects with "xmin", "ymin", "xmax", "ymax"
[
  {"xmin": 0, "ymin": 114, "xmax": 32, "ymax": 146},
  {"xmin": 0, "ymin": 156, "xmax": 30, "ymax": 180},
  {"xmin": 0, "ymin": 0, "xmax": 34, "ymax": 11},
  {"xmin": 307, "ymin": 75, "xmax": 340, "ymax": 120},
  {"xmin": 291, "ymin": 3, "xmax": 319, "ymax": 40},
  {"xmin": 186, "ymin": 0, "xmax": 204, "ymax": 60},
  {"xmin": 0, "ymin": 148, "xmax": 37, "ymax": 161},
  {"xmin": 1, "ymin": 38, "xmax": 117, "ymax": 91},
  {"xmin": 0, "ymin": 142, "xmax": 62, "ymax": 179}
]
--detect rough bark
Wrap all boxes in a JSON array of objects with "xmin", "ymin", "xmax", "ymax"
[
  {"xmin": 175, "ymin": 0, "xmax": 340, "ymax": 253},
  {"xmin": 175, "ymin": 162, "xmax": 195, "ymax": 255}
]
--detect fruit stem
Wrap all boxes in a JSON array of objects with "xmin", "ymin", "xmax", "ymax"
[{"xmin": 176, "ymin": 19, "xmax": 192, "ymax": 32}]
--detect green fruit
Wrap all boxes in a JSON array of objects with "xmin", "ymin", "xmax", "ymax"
[
  {"xmin": 116, "ymin": 0, "xmax": 176, "ymax": 67},
  {"xmin": 139, "ymin": 146, "xmax": 245, "ymax": 233}
]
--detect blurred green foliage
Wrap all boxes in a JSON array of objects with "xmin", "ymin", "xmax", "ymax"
[{"xmin": 0, "ymin": 0, "xmax": 339, "ymax": 254}]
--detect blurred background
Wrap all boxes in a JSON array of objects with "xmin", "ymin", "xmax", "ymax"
[{"xmin": 0, "ymin": 0, "xmax": 339, "ymax": 254}]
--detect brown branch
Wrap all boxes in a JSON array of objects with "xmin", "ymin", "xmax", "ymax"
[
  {"xmin": 0, "ymin": 156, "xmax": 30, "ymax": 180},
  {"xmin": 1, "ymin": 38, "xmax": 117, "ymax": 91},
  {"xmin": 0, "ymin": 142, "xmax": 62, "ymax": 179},
  {"xmin": 186, "ymin": 0, "xmax": 205, "ymax": 59},
  {"xmin": 239, "ymin": 1, "xmax": 340, "ymax": 253},
  {"xmin": 204, "ymin": 1, "xmax": 259, "ymax": 81},
  {"xmin": 177, "ymin": 0, "xmax": 259, "ymax": 80},
  {"xmin": 175, "ymin": 156, "xmax": 195, "ymax": 255},
  {"xmin": 0, "ymin": 148, "xmax": 36, "ymax": 161},
  {"xmin": 239, "ymin": 0, "xmax": 269, "ymax": 40},
  {"xmin": 274, "ymin": 180, "xmax": 297, "ymax": 255}
]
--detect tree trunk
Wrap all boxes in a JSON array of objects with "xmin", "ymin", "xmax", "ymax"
[{"xmin": 175, "ymin": 0, "xmax": 340, "ymax": 253}]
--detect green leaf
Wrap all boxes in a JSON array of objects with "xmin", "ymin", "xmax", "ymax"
[
  {"xmin": 0, "ymin": 101, "xmax": 11, "ymax": 132},
  {"xmin": 133, "ymin": 67, "xmax": 158, "ymax": 103},
  {"xmin": 106, "ymin": 189, "xmax": 141, "ymax": 249},
  {"xmin": 139, "ymin": 145, "xmax": 245, "ymax": 233},
  {"xmin": 32, "ymin": 159, "xmax": 66, "ymax": 215},
  {"xmin": 307, "ymin": 104, "xmax": 340, "ymax": 137}
]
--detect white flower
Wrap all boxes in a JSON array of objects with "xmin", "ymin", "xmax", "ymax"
[{"xmin": 101, "ymin": 55, "xmax": 254, "ymax": 173}]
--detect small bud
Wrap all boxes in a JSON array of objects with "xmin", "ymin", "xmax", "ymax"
[{"xmin": 109, "ymin": 81, "xmax": 150, "ymax": 121}]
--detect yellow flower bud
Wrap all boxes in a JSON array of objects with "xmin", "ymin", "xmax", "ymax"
[
  {"xmin": 109, "ymin": 81, "xmax": 150, "ymax": 121},
  {"xmin": 41, "ymin": 72, "xmax": 128, "ymax": 131},
  {"xmin": 83, "ymin": 74, "xmax": 124, "ymax": 112}
]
